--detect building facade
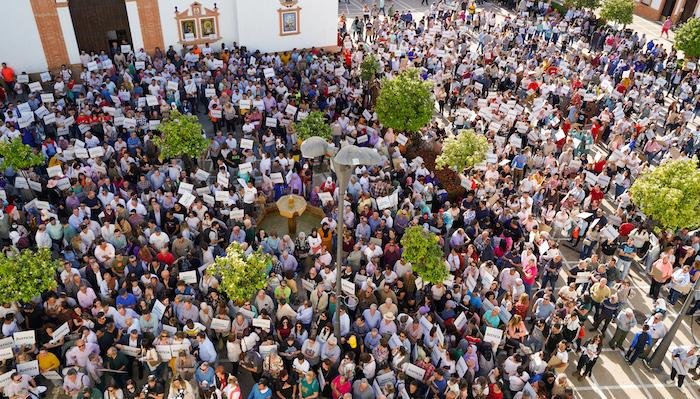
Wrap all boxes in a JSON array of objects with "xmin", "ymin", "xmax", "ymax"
[
  {"xmin": 3, "ymin": 0, "xmax": 338, "ymax": 73},
  {"xmin": 634, "ymin": 0, "xmax": 700, "ymax": 24}
]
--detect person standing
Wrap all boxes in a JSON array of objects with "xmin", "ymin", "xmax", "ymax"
[
  {"xmin": 576, "ymin": 335, "xmax": 602, "ymax": 381},
  {"xmin": 1, "ymin": 62, "xmax": 15, "ymax": 95},
  {"xmin": 625, "ymin": 324, "xmax": 651, "ymax": 364},
  {"xmin": 667, "ymin": 346, "xmax": 698, "ymax": 388},
  {"xmin": 649, "ymin": 254, "xmax": 673, "ymax": 300},
  {"xmin": 609, "ymin": 308, "xmax": 636, "ymax": 350},
  {"xmin": 661, "ymin": 17, "xmax": 672, "ymax": 38}
]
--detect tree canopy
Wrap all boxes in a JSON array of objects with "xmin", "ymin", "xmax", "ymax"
[
  {"xmin": 0, "ymin": 139, "xmax": 44, "ymax": 171},
  {"xmin": 674, "ymin": 17, "xmax": 700, "ymax": 59},
  {"xmin": 436, "ymin": 129, "xmax": 489, "ymax": 172},
  {"xmin": 400, "ymin": 226, "xmax": 448, "ymax": 284},
  {"xmin": 629, "ymin": 158, "xmax": 700, "ymax": 230},
  {"xmin": 600, "ymin": 0, "xmax": 634, "ymax": 26},
  {"xmin": 360, "ymin": 54, "xmax": 381, "ymax": 82},
  {"xmin": 0, "ymin": 248, "xmax": 59, "ymax": 303},
  {"xmin": 208, "ymin": 243, "xmax": 273, "ymax": 304},
  {"xmin": 152, "ymin": 110, "xmax": 209, "ymax": 159},
  {"xmin": 376, "ymin": 68, "xmax": 434, "ymax": 133},
  {"xmin": 293, "ymin": 111, "xmax": 332, "ymax": 141}
]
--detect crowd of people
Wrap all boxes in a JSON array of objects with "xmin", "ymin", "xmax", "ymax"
[{"xmin": 0, "ymin": 1, "xmax": 699, "ymax": 399}]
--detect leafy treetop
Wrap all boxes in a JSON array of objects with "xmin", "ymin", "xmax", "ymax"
[
  {"xmin": 629, "ymin": 158, "xmax": 700, "ymax": 230},
  {"xmin": 208, "ymin": 243, "xmax": 273, "ymax": 304},
  {"xmin": 674, "ymin": 17, "xmax": 700, "ymax": 59},
  {"xmin": 400, "ymin": 226, "xmax": 448, "ymax": 284},
  {"xmin": 152, "ymin": 110, "xmax": 209, "ymax": 159},
  {"xmin": 376, "ymin": 68, "xmax": 434, "ymax": 133},
  {"xmin": 0, "ymin": 139, "xmax": 44, "ymax": 171},
  {"xmin": 436, "ymin": 129, "xmax": 489, "ymax": 172},
  {"xmin": 600, "ymin": 0, "xmax": 634, "ymax": 26},
  {"xmin": 360, "ymin": 54, "xmax": 381, "ymax": 82},
  {"xmin": 0, "ymin": 248, "xmax": 59, "ymax": 303},
  {"xmin": 293, "ymin": 111, "xmax": 332, "ymax": 141}
]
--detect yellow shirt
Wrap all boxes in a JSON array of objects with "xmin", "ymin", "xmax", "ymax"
[
  {"xmin": 590, "ymin": 283, "xmax": 611, "ymax": 303},
  {"xmin": 38, "ymin": 352, "xmax": 60, "ymax": 372}
]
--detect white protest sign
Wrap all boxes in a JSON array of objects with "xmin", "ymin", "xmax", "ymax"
[
  {"xmin": 119, "ymin": 345, "xmax": 142, "ymax": 357},
  {"xmin": 152, "ymin": 300, "xmax": 166, "ymax": 321},
  {"xmin": 13, "ymin": 330, "xmax": 35, "ymax": 347},
  {"xmin": 402, "ymin": 363, "xmax": 426, "ymax": 380},
  {"xmin": 240, "ymin": 138, "xmax": 254, "ymax": 150},
  {"xmin": 484, "ymin": 326, "xmax": 503, "ymax": 346},
  {"xmin": 210, "ymin": 318, "xmax": 231, "ymax": 332},
  {"xmin": 16, "ymin": 360, "xmax": 40, "ymax": 376},
  {"xmin": 179, "ymin": 270, "xmax": 197, "ymax": 284},
  {"xmin": 270, "ymin": 172, "xmax": 284, "ymax": 184},
  {"xmin": 178, "ymin": 192, "xmax": 196, "ymax": 208}
]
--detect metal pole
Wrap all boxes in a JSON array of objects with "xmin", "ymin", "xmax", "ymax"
[
  {"xmin": 333, "ymin": 160, "xmax": 349, "ymax": 340},
  {"xmin": 646, "ymin": 276, "xmax": 700, "ymax": 370}
]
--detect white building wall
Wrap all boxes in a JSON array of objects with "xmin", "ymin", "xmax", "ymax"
[
  {"xmin": 236, "ymin": 0, "xmax": 338, "ymax": 53},
  {"xmin": 57, "ymin": 5, "xmax": 81, "ymax": 65},
  {"xmin": 159, "ymin": 0, "xmax": 236, "ymax": 52},
  {"xmin": 0, "ymin": 0, "xmax": 47, "ymax": 73},
  {"xmin": 126, "ymin": 1, "xmax": 145, "ymax": 52}
]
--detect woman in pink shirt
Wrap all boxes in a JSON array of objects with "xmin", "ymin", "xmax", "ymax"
[
  {"xmin": 649, "ymin": 254, "xmax": 674, "ymax": 300},
  {"xmin": 522, "ymin": 259, "xmax": 538, "ymax": 295}
]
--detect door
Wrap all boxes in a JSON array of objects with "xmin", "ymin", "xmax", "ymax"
[
  {"xmin": 69, "ymin": 0, "xmax": 132, "ymax": 54},
  {"xmin": 679, "ymin": 0, "xmax": 698, "ymax": 23},
  {"xmin": 661, "ymin": 0, "xmax": 677, "ymax": 18}
]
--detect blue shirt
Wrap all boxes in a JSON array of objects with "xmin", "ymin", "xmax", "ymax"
[
  {"xmin": 247, "ymin": 386, "xmax": 273, "ymax": 399},
  {"xmin": 511, "ymin": 154, "xmax": 527, "ymax": 169},
  {"xmin": 197, "ymin": 338, "xmax": 217, "ymax": 363}
]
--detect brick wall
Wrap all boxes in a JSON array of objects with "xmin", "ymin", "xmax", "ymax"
[
  {"xmin": 30, "ymin": 0, "xmax": 69, "ymax": 69},
  {"xmin": 635, "ymin": 2, "xmax": 663, "ymax": 21},
  {"xmin": 135, "ymin": 0, "xmax": 165, "ymax": 53}
]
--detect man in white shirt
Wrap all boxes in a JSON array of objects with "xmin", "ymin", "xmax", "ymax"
[
  {"xmin": 35, "ymin": 224, "xmax": 52, "ymax": 249},
  {"xmin": 149, "ymin": 228, "xmax": 170, "ymax": 250},
  {"xmin": 242, "ymin": 181, "xmax": 258, "ymax": 216}
]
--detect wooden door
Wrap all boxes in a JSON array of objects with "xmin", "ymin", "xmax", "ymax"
[{"xmin": 69, "ymin": 0, "xmax": 132, "ymax": 54}]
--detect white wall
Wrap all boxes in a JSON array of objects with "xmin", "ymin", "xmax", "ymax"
[
  {"xmin": 0, "ymin": 0, "xmax": 47, "ymax": 73},
  {"xmin": 159, "ymin": 0, "xmax": 237, "ymax": 52},
  {"xmin": 126, "ymin": 1, "xmax": 145, "ymax": 52},
  {"xmin": 649, "ymin": 0, "xmax": 662, "ymax": 11},
  {"xmin": 236, "ymin": 0, "xmax": 338, "ymax": 53},
  {"xmin": 57, "ymin": 5, "xmax": 81, "ymax": 64}
]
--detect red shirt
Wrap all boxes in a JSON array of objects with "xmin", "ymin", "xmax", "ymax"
[
  {"xmin": 590, "ymin": 187, "xmax": 604, "ymax": 203},
  {"xmin": 619, "ymin": 222, "xmax": 635, "ymax": 237},
  {"xmin": 157, "ymin": 251, "xmax": 175, "ymax": 266}
]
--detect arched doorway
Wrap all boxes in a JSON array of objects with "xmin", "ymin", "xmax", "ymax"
[{"xmin": 69, "ymin": 0, "xmax": 132, "ymax": 54}]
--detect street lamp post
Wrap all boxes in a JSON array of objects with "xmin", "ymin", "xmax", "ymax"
[
  {"xmin": 301, "ymin": 138, "xmax": 381, "ymax": 339},
  {"xmin": 646, "ymin": 276, "xmax": 700, "ymax": 370}
]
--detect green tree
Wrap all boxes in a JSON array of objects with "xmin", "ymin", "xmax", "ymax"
[
  {"xmin": 600, "ymin": 0, "xmax": 634, "ymax": 26},
  {"xmin": 152, "ymin": 110, "xmax": 209, "ymax": 160},
  {"xmin": 208, "ymin": 243, "xmax": 273, "ymax": 304},
  {"xmin": 293, "ymin": 111, "xmax": 332, "ymax": 141},
  {"xmin": 360, "ymin": 54, "xmax": 380, "ymax": 82},
  {"xmin": 436, "ymin": 129, "xmax": 489, "ymax": 172},
  {"xmin": 0, "ymin": 139, "xmax": 44, "ymax": 198},
  {"xmin": 400, "ymin": 226, "xmax": 448, "ymax": 284},
  {"xmin": 629, "ymin": 158, "xmax": 700, "ymax": 230},
  {"xmin": 565, "ymin": 0, "xmax": 601, "ymax": 10},
  {"xmin": 0, "ymin": 248, "xmax": 59, "ymax": 303},
  {"xmin": 0, "ymin": 139, "xmax": 44, "ymax": 172},
  {"xmin": 674, "ymin": 17, "xmax": 700, "ymax": 59},
  {"xmin": 376, "ymin": 68, "xmax": 434, "ymax": 134}
]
